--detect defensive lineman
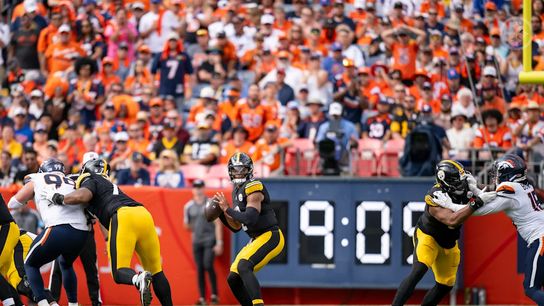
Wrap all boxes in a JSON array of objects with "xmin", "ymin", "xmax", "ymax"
[
  {"xmin": 9, "ymin": 159, "xmax": 90, "ymax": 306},
  {"xmin": 433, "ymin": 154, "xmax": 544, "ymax": 305},
  {"xmin": 43, "ymin": 158, "xmax": 173, "ymax": 306}
]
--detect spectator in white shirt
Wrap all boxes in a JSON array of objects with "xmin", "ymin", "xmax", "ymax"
[
  {"xmin": 335, "ymin": 25, "xmax": 365, "ymax": 68},
  {"xmin": 138, "ymin": 0, "xmax": 180, "ymax": 55},
  {"xmin": 446, "ymin": 111, "xmax": 475, "ymax": 159}
]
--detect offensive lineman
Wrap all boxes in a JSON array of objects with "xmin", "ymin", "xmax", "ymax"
[
  {"xmin": 9, "ymin": 159, "xmax": 90, "ymax": 306},
  {"xmin": 433, "ymin": 154, "xmax": 544, "ymax": 305},
  {"xmin": 42, "ymin": 158, "xmax": 173, "ymax": 306},
  {"xmin": 0, "ymin": 193, "xmax": 21, "ymax": 306},
  {"xmin": 392, "ymin": 160, "xmax": 495, "ymax": 305},
  {"xmin": 49, "ymin": 152, "xmax": 102, "ymax": 306},
  {"xmin": 212, "ymin": 152, "xmax": 284, "ymax": 306}
]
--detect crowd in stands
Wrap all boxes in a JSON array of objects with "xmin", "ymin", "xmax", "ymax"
[{"xmin": 0, "ymin": 0, "xmax": 543, "ymax": 186}]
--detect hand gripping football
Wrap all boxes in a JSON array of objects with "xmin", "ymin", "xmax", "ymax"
[{"xmin": 205, "ymin": 199, "xmax": 222, "ymax": 222}]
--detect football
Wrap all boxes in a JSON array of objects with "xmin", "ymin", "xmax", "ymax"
[{"xmin": 205, "ymin": 199, "xmax": 222, "ymax": 222}]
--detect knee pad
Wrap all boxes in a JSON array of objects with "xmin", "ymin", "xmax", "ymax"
[
  {"xmin": 237, "ymin": 259, "xmax": 254, "ymax": 275},
  {"xmin": 227, "ymin": 272, "xmax": 239, "ymax": 286}
]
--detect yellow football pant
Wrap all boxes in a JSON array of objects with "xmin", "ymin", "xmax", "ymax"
[
  {"xmin": 108, "ymin": 206, "xmax": 162, "ymax": 276},
  {"xmin": 230, "ymin": 229, "xmax": 285, "ymax": 274},
  {"xmin": 414, "ymin": 228, "xmax": 460, "ymax": 286},
  {"xmin": 6, "ymin": 231, "xmax": 33, "ymax": 288}
]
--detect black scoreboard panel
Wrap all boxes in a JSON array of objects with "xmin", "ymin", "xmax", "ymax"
[{"xmin": 231, "ymin": 178, "xmax": 441, "ymax": 288}]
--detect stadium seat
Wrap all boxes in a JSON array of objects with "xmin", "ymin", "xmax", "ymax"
[
  {"xmin": 180, "ymin": 164, "xmax": 208, "ymax": 186},
  {"xmin": 355, "ymin": 138, "xmax": 383, "ymax": 177},
  {"xmin": 207, "ymin": 164, "xmax": 231, "ymax": 188},
  {"xmin": 379, "ymin": 139, "xmax": 405, "ymax": 177},
  {"xmin": 284, "ymin": 138, "xmax": 319, "ymax": 176},
  {"xmin": 253, "ymin": 164, "xmax": 271, "ymax": 178}
]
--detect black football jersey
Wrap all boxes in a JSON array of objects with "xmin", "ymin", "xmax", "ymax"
[
  {"xmin": 232, "ymin": 179, "xmax": 278, "ymax": 237},
  {"xmin": 76, "ymin": 173, "xmax": 141, "ymax": 228},
  {"xmin": 417, "ymin": 183, "xmax": 473, "ymax": 248},
  {"xmin": 0, "ymin": 195, "xmax": 14, "ymax": 225}
]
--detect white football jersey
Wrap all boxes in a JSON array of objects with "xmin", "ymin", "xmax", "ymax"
[
  {"xmin": 29, "ymin": 172, "xmax": 90, "ymax": 231},
  {"xmin": 475, "ymin": 181, "xmax": 544, "ymax": 246}
]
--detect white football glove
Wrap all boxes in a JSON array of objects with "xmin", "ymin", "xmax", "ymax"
[
  {"xmin": 432, "ymin": 191, "xmax": 468, "ymax": 212},
  {"xmin": 465, "ymin": 173, "xmax": 484, "ymax": 196},
  {"xmin": 478, "ymin": 191, "xmax": 497, "ymax": 204},
  {"xmin": 432, "ymin": 191, "xmax": 454, "ymax": 208}
]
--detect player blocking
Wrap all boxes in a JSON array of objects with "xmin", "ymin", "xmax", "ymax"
[{"xmin": 43, "ymin": 158, "xmax": 173, "ymax": 306}]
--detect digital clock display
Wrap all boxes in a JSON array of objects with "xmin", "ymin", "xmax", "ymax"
[{"xmin": 231, "ymin": 178, "xmax": 444, "ymax": 288}]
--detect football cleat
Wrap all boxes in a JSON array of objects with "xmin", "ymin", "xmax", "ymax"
[{"xmin": 135, "ymin": 271, "xmax": 152, "ymax": 306}]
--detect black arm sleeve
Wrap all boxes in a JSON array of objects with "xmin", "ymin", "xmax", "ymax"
[
  {"xmin": 226, "ymin": 207, "xmax": 259, "ymax": 226},
  {"xmin": 219, "ymin": 213, "xmax": 241, "ymax": 233}
]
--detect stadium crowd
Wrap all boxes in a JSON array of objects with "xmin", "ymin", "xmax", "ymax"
[{"xmin": 0, "ymin": 0, "xmax": 542, "ymax": 185}]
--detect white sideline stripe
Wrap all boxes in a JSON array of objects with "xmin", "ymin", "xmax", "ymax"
[{"xmin": 530, "ymin": 237, "xmax": 543, "ymax": 287}]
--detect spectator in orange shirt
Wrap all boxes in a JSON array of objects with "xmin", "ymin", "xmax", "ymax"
[
  {"xmin": 58, "ymin": 124, "xmax": 85, "ymax": 167},
  {"xmin": 219, "ymin": 88, "xmax": 240, "ymax": 124},
  {"xmin": 215, "ymin": 31, "xmax": 237, "ymax": 76},
  {"xmin": 252, "ymin": 121, "xmax": 292, "ymax": 173},
  {"xmin": 236, "ymin": 84, "xmax": 275, "ymax": 142},
  {"xmin": 44, "ymin": 24, "xmax": 85, "ymax": 74},
  {"xmin": 473, "ymin": 109, "xmax": 513, "ymax": 149},
  {"xmin": 416, "ymin": 82, "xmax": 440, "ymax": 114},
  {"xmin": 220, "ymin": 126, "xmax": 254, "ymax": 164},
  {"xmin": 381, "ymin": 25, "xmax": 426, "ymax": 82},
  {"xmin": 480, "ymin": 67, "xmax": 507, "ymax": 114},
  {"xmin": 38, "ymin": 11, "xmax": 63, "ymax": 75},
  {"xmin": 99, "ymin": 57, "xmax": 121, "ymax": 92}
]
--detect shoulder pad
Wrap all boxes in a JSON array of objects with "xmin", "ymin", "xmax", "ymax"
[
  {"xmin": 23, "ymin": 174, "xmax": 35, "ymax": 185},
  {"xmin": 245, "ymin": 180, "xmax": 264, "ymax": 196},
  {"xmin": 76, "ymin": 173, "xmax": 92, "ymax": 189},
  {"xmin": 496, "ymin": 182, "xmax": 517, "ymax": 195},
  {"xmin": 424, "ymin": 184, "xmax": 443, "ymax": 207}
]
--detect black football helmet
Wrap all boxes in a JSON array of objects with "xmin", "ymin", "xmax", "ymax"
[
  {"xmin": 39, "ymin": 158, "xmax": 65, "ymax": 173},
  {"xmin": 436, "ymin": 160, "xmax": 468, "ymax": 196},
  {"xmin": 493, "ymin": 153, "xmax": 527, "ymax": 184},
  {"xmin": 228, "ymin": 152, "xmax": 253, "ymax": 184},
  {"xmin": 81, "ymin": 158, "xmax": 111, "ymax": 177}
]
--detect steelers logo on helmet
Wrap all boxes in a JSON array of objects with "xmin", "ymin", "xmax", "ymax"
[
  {"xmin": 228, "ymin": 152, "xmax": 254, "ymax": 184},
  {"xmin": 437, "ymin": 170, "xmax": 446, "ymax": 181},
  {"xmin": 435, "ymin": 160, "xmax": 467, "ymax": 196}
]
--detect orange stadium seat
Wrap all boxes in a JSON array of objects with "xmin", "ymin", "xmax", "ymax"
[
  {"xmin": 379, "ymin": 139, "xmax": 405, "ymax": 177},
  {"xmin": 207, "ymin": 164, "xmax": 231, "ymax": 188}
]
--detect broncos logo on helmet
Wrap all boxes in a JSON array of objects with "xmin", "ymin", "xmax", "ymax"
[{"xmin": 494, "ymin": 154, "xmax": 527, "ymax": 184}]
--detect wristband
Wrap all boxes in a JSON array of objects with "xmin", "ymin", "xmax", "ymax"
[{"xmin": 469, "ymin": 197, "xmax": 484, "ymax": 210}]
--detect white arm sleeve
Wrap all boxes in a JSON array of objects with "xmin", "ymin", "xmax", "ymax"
[
  {"xmin": 8, "ymin": 197, "xmax": 24, "ymax": 209},
  {"xmin": 473, "ymin": 195, "xmax": 514, "ymax": 216}
]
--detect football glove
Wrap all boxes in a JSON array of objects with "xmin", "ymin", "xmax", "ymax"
[
  {"xmin": 465, "ymin": 173, "xmax": 485, "ymax": 196},
  {"xmin": 478, "ymin": 191, "xmax": 497, "ymax": 204},
  {"xmin": 40, "ymin": 189, "xmax": 64, "ymax": 206}
]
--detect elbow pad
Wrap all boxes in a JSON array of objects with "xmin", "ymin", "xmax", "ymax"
[
  {"xmin": 219, "ymin": 213, "xmax": 241, "ymax": 233},
  {"xmin": 7, "ymin": 197, "xmax": 24, "ymax": 209},
  {"xmin": 226, "ymin": 207, "xmax": 259, "ymax": 226}
]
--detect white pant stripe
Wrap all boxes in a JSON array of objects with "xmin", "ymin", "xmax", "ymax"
[{"xmin": 530, "ymin": 237, "xmax": 543, "ymax": 288}]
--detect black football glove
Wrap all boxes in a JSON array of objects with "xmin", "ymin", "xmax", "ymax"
[{"xmin": 51, "ymin": 193, "xmax": 64, "ymax": 206}]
